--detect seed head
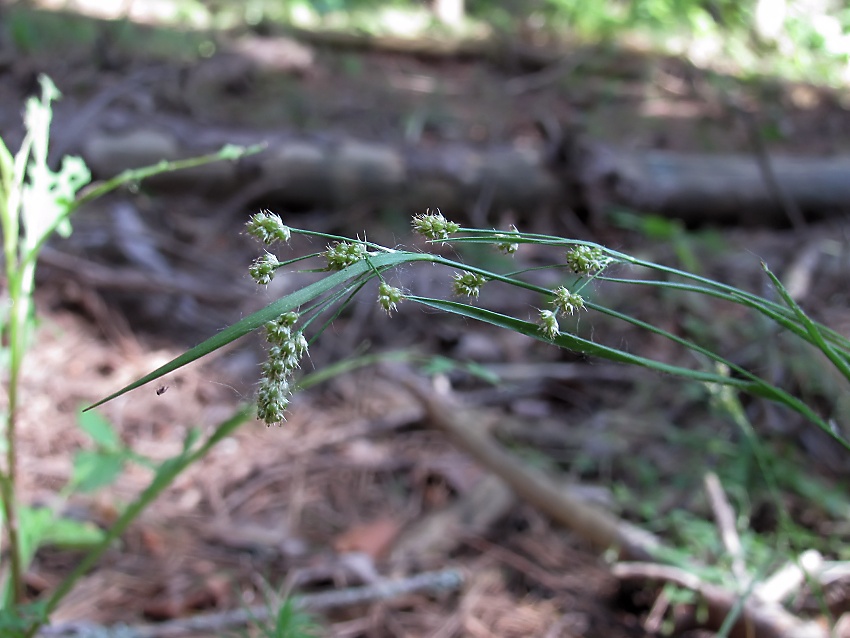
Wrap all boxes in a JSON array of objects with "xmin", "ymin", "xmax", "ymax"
[
  {"xmin": 325, "ymin": 241, "xmax": 368, "ymax": 270},
  {"xmin": 249, "ymin": 253, "xmax": 280, "ymax": 285},
  {"xmin": 495, "ymin": 225, "xmax": 520, "ymax": 255},
  {"xmin": 538, "ymin": 309, "xmax": 560, "ymax": 339},
  {"xmin": 378, "ymin": 281, "xmax": 404, "ymax": 315},
  {"xmin": 412, "ymin": 208, "xmax": 460, "ymax": 241},
  {"xmin": 552, "ymin": 287, "xmax": 585, "ymax": 315},
  {"xmin": 566, "ymin": 245, "xmax": 613, "ymax": 275},
  {"xmin": 452, "ymin": 271, "xmax": 487, "ymax": 298},
  {"xmin": 256, "ymin": 313, "xmax": 307, "ymax": 426},
  {"xmin": 256, "ymin": 377, "xmax": 290, "ymax": 426},
  {"xmin": 246, "ymin": 210, "xmax": 291, "ymax": 245}
]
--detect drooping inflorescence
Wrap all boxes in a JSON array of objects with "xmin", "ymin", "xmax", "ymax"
[
  {"xmin": 244, "ymin": 211, "xmax": 306, "ymax": 425},
  {"xmin": 256, "ymin": 312, "xmax": 308, "ymax": 426}
]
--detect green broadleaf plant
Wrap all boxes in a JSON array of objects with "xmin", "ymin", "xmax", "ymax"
[{"xmin": 0, "ymin": 75, "xmax": 264, "ymax": 636}]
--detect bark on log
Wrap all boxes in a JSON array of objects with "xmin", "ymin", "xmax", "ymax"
[
  {"xmin": 79, "ymin": 121, "xmax": 562, "ymax": 215},
  {"xmin": 74, "ymin": 115, "xmax": 850, "ymax": 225},
  {"xmin": 574, "ymin": 144, "xmax": 850, "ymax": 225}
]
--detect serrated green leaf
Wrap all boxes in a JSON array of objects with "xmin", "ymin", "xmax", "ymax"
[
  {"xmin": 76, "ymin": 408, "xmax": 120, "ymax": 450},
  {"xmin": 70, "ymin": 450, "xmax": 126, "ymax": 493},
  {"xmin": 18, "ymin": 506, "xmax": 105, "ymax": 559},
  {"xmin": 39, "ymin": 514, "xmax": 105, "ymax": 549}
]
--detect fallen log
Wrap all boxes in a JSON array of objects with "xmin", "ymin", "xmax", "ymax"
[
  {"xmin": 570, "ymin": 142, "xmax": 850, "ymax": 225},
  {"xmin": 71, "ymin": 114, "xmax": 850, "ymax": 225}
]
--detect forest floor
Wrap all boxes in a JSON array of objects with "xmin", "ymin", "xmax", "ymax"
[{"xmin": 2, "ymin": 3, "xmax": 850, "ymax": 637}]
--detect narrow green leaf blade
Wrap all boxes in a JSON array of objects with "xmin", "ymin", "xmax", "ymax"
[
  {"xmin": 86, "ymin": 252, "xmax": 436, "ymax": 410},
  {"xmin": 408, "ymin": 296, "xmax": 738, "ymax": 383},
  {"xmin": 762, "ymin": 261, "xmax": 850, "ymax": 383},
  {"xmin": 408, "ymin": 296, "xmax": 846, "ymax": 449}
]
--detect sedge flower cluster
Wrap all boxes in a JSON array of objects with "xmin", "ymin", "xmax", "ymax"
[
  {"xmin": 565, "ymin": 245, "xmax": 613, "ymax": 275},
  {"xmin": 538, "ymin": 286, "xmax": 586, "ymax": 339},
  {"xmin": 412, "ymin": 208, "xmax": 460, "ymax": 241},
  {"xmin": 256, "ymin": 312, "xmax": 308, "ymax": 426},
  {"xmin": 246, "ymin": 211, "xmax": 292, "ymax": 286}
]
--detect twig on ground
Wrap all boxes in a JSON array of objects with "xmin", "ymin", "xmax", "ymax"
[
  {"xmin": 783, "ymin": 238, "xmax": 830, "ymax": 301},
  {"xmin": 40, "ymin": 247, "xmax": 246, "ymax": 304},
  {"xmin": 50, "ymin": 66, "xmax": 171, "ymax": 162},
  {"xmin": 643, "ymin": 586, "xmax": 670, "ymax": 634},
  {"xmin": 37, "ymin": 568, "xmax": 464, "ymax": 638},
  {"xmin": 703, "ymin": 472, "xmax": 748, "ymax": 587},
  {"xmin": 755, "ymin": 550, "xmax": 823, "ymax": 604},
  {"xmin": 462, "ymin": 535, "xmax": 574, "ymax": 593},
  {"xmin": 504, "ymin": 54, "xmax": 585, "ymax": 96},
  {"xmin": 399, "ymin": 371, "xmax": 664, "ymax": 561},
  {"xmin": 613, "ymin": 562, "xmax": 827, "ymax": 638},
  {"xmin": 389, "ymin": 474, "xmax": 515, "ymax": 568}
]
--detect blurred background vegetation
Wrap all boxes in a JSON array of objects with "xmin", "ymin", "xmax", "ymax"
[{"xmin": 6, "ymin": 0, "xmax": 850, "ymax": 85}]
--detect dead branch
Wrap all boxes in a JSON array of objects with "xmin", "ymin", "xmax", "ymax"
[
  {"xmin": 703, "ymin": 472, "xmax": 747, "ymax": 586},
  {"xmin": 37, "ymin": 568, "xmax": 464, "ymax": 638},
  {"xmin": 72, "ymin": 117, "xmax": 850, "ymax": 225},
  {"xmin": 613, "ymin": 562, "xmax": 827, "ymax": 638},
  {"xmin": 399, "ymin": 373, "xmax": 664, "ymax": 561},
  {"xmin": 389, "ymin": 474, "xmax": 516, "ymax": 568}
]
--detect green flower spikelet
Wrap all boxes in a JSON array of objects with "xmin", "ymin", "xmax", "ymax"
[
  {"xmin": 378, "ymin": 281, "xmax": 404, "ymax": 315},
  {"xmin": 256, "ymin": 312, "xmax": 308, "ymax": 426},
  {"xmin": 453, "ymin": 271, "xmax": 487, "ymax": 298},
  {"xmin": 412, "ymin": 209, "xmax": 460, "ymax": 241},
  {"xmin": 246, "ymin": 210, "xmax": 292, "ymax": 245},
  {"xmin": 495, "ymin": 225, "xmax": 520, "ymax": 255},
  {"xmin": 249, "ymin": 253, "xmax": 280, "ymax": 285},
  {"xmin": 566, "ymin": 245, "xmax": 612, "ymax": 275},
  {"xmin": 538, "ymin": 309, "xmax": 560, "ymax": 339},
  {"xmin": 325, "ymin": 241, "xmax": 368, "ymax": 270},
  {"xmin": 552, "ymin": 287, "xmax": 585, "ymax": 315}
]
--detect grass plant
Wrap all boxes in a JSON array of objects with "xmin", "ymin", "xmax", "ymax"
[
  {"xmin": 91, "ymin": 206, "xmax": 850, "ymax": 633},
  {"xmin": 96, "ymin": 209, "xmax": 850, "ymax": 454}
]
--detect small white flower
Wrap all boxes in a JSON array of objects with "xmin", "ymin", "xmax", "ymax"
[
  {"xmin": 378, "ymin": 281, "xmax": 404, "ymax": 315},
  {"xmin": 452, "ymin": 271, "xmax": 487, "ymax": 298},
  {"xmin": 538, "ymin": 309, "xmax": 560, "ymax": 339},
  {"xmin": 552, "ymin": 287, "xmax": 585, "ymax": 315}
]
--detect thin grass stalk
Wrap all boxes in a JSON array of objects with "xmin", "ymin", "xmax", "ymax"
[{"xmin": 2, "ymin": 268, "xmax": 32, "ymax": 604}]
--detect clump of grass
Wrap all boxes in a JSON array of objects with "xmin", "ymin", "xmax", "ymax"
[{"xmin": 96, "ymin": 209, "xmax": 850, "ymax": 456}]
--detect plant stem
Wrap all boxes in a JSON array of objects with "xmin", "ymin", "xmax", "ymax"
[
  {"xmin": 27, "ymin": 406, "xmax": 253, "ymax": 636},
  {"xmin": 2, "ymin": 278, "xmax": 28, "ymax": 604},
  {"xmin": 0, "ymin": 471, "xmax": 21, "ymax": 605}
]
